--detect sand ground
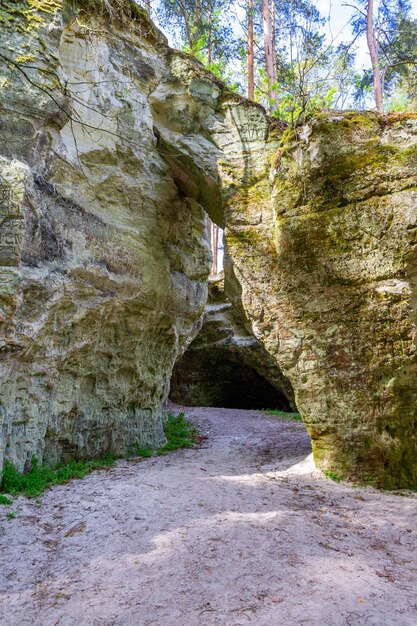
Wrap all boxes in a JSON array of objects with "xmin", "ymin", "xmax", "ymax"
[{"xmin": 1, "ymin": 404, "xmax": 417, "ymax": 626}]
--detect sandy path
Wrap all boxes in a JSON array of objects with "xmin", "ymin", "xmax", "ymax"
[{"xmin": 1, "ymin": 405, "xmax": 417, "ymax": 626}]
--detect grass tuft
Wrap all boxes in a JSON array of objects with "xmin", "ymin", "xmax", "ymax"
[
  {"xmin": 134, "ymin": 447, "xmax": 154, "ymax": 458},
  {"xmin": 156, "ymin": 412, "xmax": 198, "ymax": 455},
  {"xmin": 0, "ymin": 413, "xmax": 198, "ymax": 498},
  {"xmin": 264, "ymin": 409, "xmax": 302, "ymax": 421},
  {"xmin": 1, "ymin": 455, "xmax": 116, "ymax": 498}
]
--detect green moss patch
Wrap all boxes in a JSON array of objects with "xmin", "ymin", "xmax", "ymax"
[{"xmin": 0, "ymin": 1, "xmax": 61, "ymax": 33}]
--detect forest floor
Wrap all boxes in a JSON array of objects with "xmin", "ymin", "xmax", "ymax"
[{"xmin": 1, "ymin": 404, "xmax": 417, "ymax": 626}]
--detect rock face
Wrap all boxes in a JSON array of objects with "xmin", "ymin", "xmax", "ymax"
[
  {"xmin": 224, "ymin": 112, "xmax": 417, "ymax": 488},
  {"xmin": 0, "ymin": 0, "xmax": 279, "ymax": 473},
  {"xmin": 170, "ymin": 274, "xmax": 295, "ymax": 410},
  {"xmin": 1, "ymin": 2, "xmax": 416, "ymax": 488},
  {"xmin": 0, "ymin": 2, "xmax": 217, "ymax": 470}
]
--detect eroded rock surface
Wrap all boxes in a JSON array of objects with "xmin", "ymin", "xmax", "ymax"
[
  {"xmin": 0, "ymin": 0, "xmax": 281, "ymax": 472},
  {"xmin": 224, "ymin": 112, "xmax": 417, "ymax": 488},
  {"xmin": 0, "ymin": 2, "xmax": 217, "ymax": 469}
]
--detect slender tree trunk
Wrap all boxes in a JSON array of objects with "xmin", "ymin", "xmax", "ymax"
[
  {"xmin": 210, "ymin": 220, "xmax": 219, "ymax": 275},
  {"xmin": 214, "ymin": 224, "xmax": 219, "ymax": 274},
  {"xmin": 145, "ymin": 0, "xmax": 151, "ymax": 16},
  {"xmin": 178, "ymin": 0, "xmax": 194, "ymax": 49},
  {"xmin": 261, "ymin": 0, "xmax": 278, "ymax": 111},
  {"xmin": 271, "ymin": 0, "xmax": 277, "ymax": 78},
  {"xmin": 208, "ymin": 0, "xmax": 213, "ymax": 64},
  {"xmin": 366, "ymin": 0, "xmax": 384, "ymax": 113},
  {"xmin": 192, "ymin": 0, "xmax": 202, "ymax": 50},
  {"xmin": 248, "ymin": 0, "xmax": 255, "ymax": 99}
]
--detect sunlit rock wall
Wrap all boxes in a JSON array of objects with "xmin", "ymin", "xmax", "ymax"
[
  {"xmin": 0, "ymin": 3, "xmax": 215, "ymax": 470},
  {"xmin": 224, "ymin": 112, "xmax": 417, "ymax": 488}
]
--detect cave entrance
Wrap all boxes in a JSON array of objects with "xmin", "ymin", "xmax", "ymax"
[
  {"xmin": 170, "ymin": 216, "xmax": 297, "ymax": 412},
  {"xmin": 170, "ymin": 259, "xmax": 296, "ymax": 412},
  {"xmin": 170, "ymin": 350, "xmax": 292, "ymax": 411}
]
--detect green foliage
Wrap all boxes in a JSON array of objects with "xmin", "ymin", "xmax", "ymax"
[
  {"xmin": 0, "ymin": 413, "xmax": 197, "ymax": 497},
  {"xmin": 157, "ymin": 0, "xmax": 238, "ymax": 89},
  {"xmin": 157, "ymin": 412, "xmax": 198, "ymax": 454},
  {"xmin": 134, "ymin": 413, "xmax": 198, "ymax": 457},
  {"xmin": 264, "ymin": 409, "xmax": 302, "ymax": 422},
  {"xmin": 350, "ymin": 0, "xmax": 417, "ymax": 110},
  {"xmin": 6, "ymin": 511, "xmax": 17, "ymax": 520},
  {"xmin": 135, "ymin": 447, "xmax": 154, "ymax": 458},
  {"xmin": 1, "ymin": 455, "xmax": 116, "ymax": 498},
  {"xmin": 0, "ymin": 0, "xmax": 61, "ymax": 32},
  {"xmin": 323, "ymin": 470, "xmax": 342, "ymax": 483}
]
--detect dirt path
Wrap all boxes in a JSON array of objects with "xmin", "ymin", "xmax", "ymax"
[{"xmin": 1, "ymin": 405, "xmax": 417, "ymax": 626}]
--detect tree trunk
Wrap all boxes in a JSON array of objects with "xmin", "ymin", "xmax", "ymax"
[
  {"xmin": 248, "ymin": 0, "xmax": 255, "ymax": 99},
  {"xmin": 192, "ymin": 0, "xmax": 202, "ymax": 50},
  {"xmin": 261, "ymin": 0, "xmax": 278, "ymax": 111},
  {"xmin": 208, "ymin": 0, "xmax": 213, "ymax": 64},
  {"xmin": 210, "ymin": 220, "xmax": 219, "ymax": 275},
  {"xmin": 178, "ymin": 0, "xmax": 194, "ymax": 49},
  {"xmin": 145, "ymin": 0, "xmax": 150, "ymax": 16},
  {"xmin": 271, "ymin": 0, "xmax": 277, "ymax": 77},
  {"xmin": 366, "ymin": 0, "xmax": 384, "ymax": 113}
]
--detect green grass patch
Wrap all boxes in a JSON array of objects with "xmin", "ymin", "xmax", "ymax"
[
  {"xmin": 0, "ymin": 413, "xmax": 198, "ymax": 498},
  {"xmin": 1, "ymin": 455, "xmax": 116, "ymax": 498},
  {"xmin": 264, "ymin": 409, "xmax": 302, "ymax": 421},
  {"xmin": 323, "ymin": 470, "xmax": 342, "ymax": 483},
  {"xmin": 156, "ymin": 412, "xmax": 198, "ymax": 455},
  {"xmin": 6, "ymin": 511, "xmax": 17, "ymax": 520},
  {"xmin": 134, "ymin": 447, "xmax": 154, "ymax": 458}
]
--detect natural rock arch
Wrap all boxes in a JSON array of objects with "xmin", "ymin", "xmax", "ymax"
[
  {"xmin": 170, "ymin": 275, "xmax": 295, "ymax": 411},
  {"xmin": 0, "ymin": 2, "xmax": 416, "ymax": 488}
]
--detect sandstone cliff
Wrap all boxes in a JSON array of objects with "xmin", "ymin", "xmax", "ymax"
[
  {"xmin": 0, "ymin": 1, "xmax": 215, "ymax": 469},
  {"xmin": 224, "ymin": 112, "xmax": 417, "ymax": 488},
  {"xmin": 1, "ymin": 1, "xmax": 416, "ymax": 488}
]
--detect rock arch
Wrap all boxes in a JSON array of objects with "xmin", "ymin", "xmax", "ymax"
[{"xmin": 0, "ymin": 3, "xmax": 416, "ymax": 487}]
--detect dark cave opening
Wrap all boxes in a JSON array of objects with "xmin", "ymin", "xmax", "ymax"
[{"xmin": 169, "ymin": 352, "xmax": 293, "ymax": 411}]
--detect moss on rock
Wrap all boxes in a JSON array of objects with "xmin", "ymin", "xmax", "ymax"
[{"xmin": 224, "ymin": 110, "xmax": 417, "ymax": 489}]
